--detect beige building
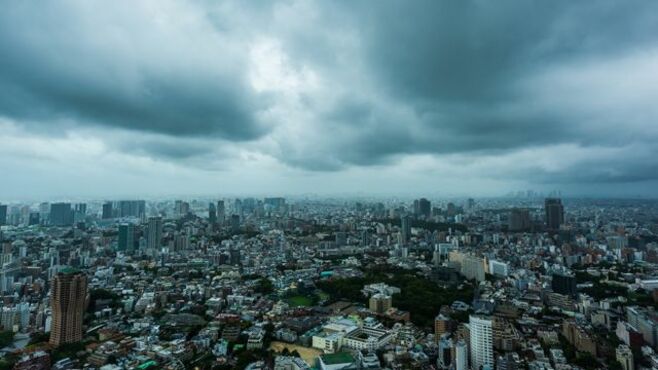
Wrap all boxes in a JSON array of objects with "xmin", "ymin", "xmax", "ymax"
[
  {"xmin": 616, "ymin": 345, "xmax": 634, "ymax": 370},
  {"xmin": 369, "ymin": 293, "xmax": 392, "ymax": 314},
  {"xmin": 49, "ymin": 269, "xmax": 88, "ymax": 346}
]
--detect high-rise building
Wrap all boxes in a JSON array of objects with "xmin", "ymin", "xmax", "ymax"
[
  {"xmin": 49, "ymin": 269, "xmax": 88, "ymax": 346},
  {"xmin": 616, "ymin": 345, "xmax": 634, "ymax": 370},
  {"xmin": 545, "ymin": 198, "xmax": 564, "ymax": 230},
  {"xmin": 101, "ymin": 202, "xmax": 113, "ymax": 219},
  {"xmin": 488, "ymin": 260, "xmax": 509, "ymax": 277},
  {"xmin": 0, "ymin": 205, "xmax": 7, "ymax": 226},
  {"xmin": 28, "ymin": 212, "xmax": 40, "ymax": 226},
  {"xmin": 400, "ymin": 215, "xmax": 412, "ymax": 243},
  {"xmin": 414, "ymin": 198, "xmax": 431, "ymax": 219},
  {"xmin": 455, "ymin": 339, "xmax": 468, "ymax": 370},
  {"xmin": 552, "ymin": 273, "xmax": 577, "ymax": 297},
  {"xmin": 49, "ymin": 203, "xmax": 74, "ymax": 226},
  {"xmin": 74, "ymin": 203, "xmax": 87, "ymax": 215},
  {"xmin": 229, "ymin": 247, "xmax": 241, "ymax": 266},
  {"xmin": 335, "ymin": 231, "xmax": 347, "ymax": 246},
  {"xmin": 626, "ymin": 306, "xmax": 658, "ymax": 349},
  {"xmin": 368, "ymin": 293, "xmax": 392, "ymax": 314},
  {"xmin": 147, "ymin": 217, "xmax": 163, "ymax": 250},
  {"xmin": 470, "ymin": 315, "xmax": 494, "ymax": 370},
  {"xmin": 438, "ymin": 335, "xmax": 453, "ymax": 369},
  {"xmin": 208, "ymin": 203, "xmax": 217, "ymax": 224},
  {"xmin": 462, "ymin": 255, "xmax": 486, "ymax": 282},
  {"xmin": 116, "ymin": 200, "xmax": 145, "ymax": 218},
  {"xmin": 231, "ymin": 214, "xmax": 240, "ymax": 233},
  {"xmin": 508, "ymin": 208, "xmax": 531, "ymax": 232},
  {"xmin": 233, "ymin": 199, "xmax": 243, "ymax": 218},
  {"xmin": 217, "ymin": 201, "xmax": 226, "ymax": 224},
  {"xmin": 118, "ymin": 224, "xmax": 135, "ymax": 252},
  {"xmin": 435, "ymin": 314, "xmax": 452, "ymax": 339}
]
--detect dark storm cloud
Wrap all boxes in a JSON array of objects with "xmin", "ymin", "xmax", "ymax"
[
  {"xmin": 0, "ymin": 1, "xmax": 264, "ymax": 140},
  {"xmin": 2, "ymin": 0, "xmax": 658, "ymax": 192},
  {"xmin": 269, "ymin": 0, "xmax": 658, "ymax": 183}
]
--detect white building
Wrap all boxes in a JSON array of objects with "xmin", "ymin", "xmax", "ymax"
[
  {"xmin": 470, "ymin": 315, "xmax": 494, "ymax": 370},
  {"xmin": 455, "ymin": 339, "xmax": 468, "ymax": 370},
  {"xmin": 616, "ymin": 345, "xmax": 634, "ymax": 370}
]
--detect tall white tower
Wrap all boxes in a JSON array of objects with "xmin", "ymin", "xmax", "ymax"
[
  {"xmin": 469, "ymin": 315, "xmax": 493, "ymax": 370},
  {"xmin": 455, "ymin": 339, "xmax": 468, "ymax": 370}
]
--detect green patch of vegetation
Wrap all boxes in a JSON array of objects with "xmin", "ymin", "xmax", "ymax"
[
  {"xmin": 316, "ymin": 266, "xmax": 473, "ymax": 328},
  {"xmin": 254, "ymin": 278, "xmax": 274, "ymax": 295},
  {"xmin": 52, "ymin": 341, "xmax": 86, "ymax": 362},
  {"xmin": 287, "ymin": 295, "xmax": 313, "ymax": 307},
  {"xmin": 27, "ymin": 332, "xmax": 50, "ymax": 346},
  {"xmin": 0, "ymin": 331, "xmax": 15, "ymax": 348}
]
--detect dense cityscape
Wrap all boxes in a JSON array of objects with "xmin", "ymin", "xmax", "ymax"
[{"xmin": 0, "ymin": 195, "xmax": 657, "ymax": 370}]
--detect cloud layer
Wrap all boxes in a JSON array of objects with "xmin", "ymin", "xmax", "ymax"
[{"xmin": 1, "ymin": 0, "xmax": 658, "ymax": 198}]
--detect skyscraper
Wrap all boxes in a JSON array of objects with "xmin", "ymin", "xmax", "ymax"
[
  {"xmin": 49, "ymin": 203, "xmax": 74, "ymax": 226},
  {"xmin": 217, "ymin": 200, "xmax": 226, "ymax": 224},
  {"xmin": 101, "ymin": 202, "xmax": 113, "ymax": 219},
  {"xmin": 231, "ymin": 214, "xmax": 240, "ymax": 233},
  {"xmin": 545, "ymin": 198, "xmax": 564, "ymax": 230},
  {"xmin": 455, "ymin": 339, "xmax": 468, "ymax": 370},
  {"xmin": 0, "ymin": 204, "xmax": 7, "ymax": 226},
  {"xmin": 27, "ymin": 212, "xmax": 40, "ymax": 226},
  {"xmin": 400, "ymin": 215, "xmax": 412, "ymax": 243},
  {"xmin": 470, "ymin": 315, "xmax": 494, "ymax": 370},
  {"xmin": 117, "ymin": 200, "xmax": 146, "ymax": 218},
  {"xmin": 49, "ymin": 269, "xmax": 88, "ymax": 346},
  {"xmin": 209, "ymin": 203, "xmax": 217, "ymax": 224},
  {"xmin": 147, "ymin": 217, "xmax": 163, "ymax": 250},
  {"xmin": 508, "ymin": 208, "xmax": 531, "ymax": 232},
  {"xmin": 552, "ymin": 272, "xmax": 577, "ymax": 297},
  {"xmin": 118, "ymin": 223, "xmax": 135, "ymax": 252},
  {"xmin": 414, "ymin": 198, "xmax": 431, "ymax": 219}
]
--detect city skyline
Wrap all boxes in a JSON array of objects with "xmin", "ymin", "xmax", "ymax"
[{"xmin": 1, "ymin": 1, "xmax": 658, "ymax": 198}]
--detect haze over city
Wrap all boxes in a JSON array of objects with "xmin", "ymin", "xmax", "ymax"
[{"xmin": 2, "ymin": 0, "xmax": 658, "ymax": 199}]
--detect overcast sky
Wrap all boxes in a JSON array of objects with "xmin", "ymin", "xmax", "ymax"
[{"xmin": 1, "ymin": 0, "xmax": 658, "ymax": 200}]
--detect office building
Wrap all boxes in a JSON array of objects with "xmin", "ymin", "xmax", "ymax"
[
  {"xmin": 229, "ymin": 247, "xmax": 241, "ymax": 266},
  {"xmin": 470, "ymin": 315, "xmax": 494, "ymax": 370},
  {"xmin": 435, "ymin": 314, "xmax": 452, "ymax": 338},
  {"xmin": 231, "ymin": 214, "xmax": 240, "ymax": 233},
  {"xmin": 414, "ymin": 198, "xmax": 431, "ymax": 219},
  {"xmin": 438, "ymin": 335, "xmax": 453, "ymax": 369},
  {"xmin": 118, "ymin": 224, "xmax": 135, "ymax": 252},
  {"xmin": 101, "ymin": 202, "xmax": 113, "ymax": 219},
  {"xmin": 50, "ymin": 269, "xmax": 88, "ymax": 346},
  {"xmin": 49, "ymin": 203, "xmax": 73, "ymax": 226},
  {"xmin": 400, "ymin": 215, "xmax": 412, "ymax": 243},
  {"xmin": 462, "ymin": 256, "xmax": 486, "ymax": 282},
  {"xmin": 616, "ymin": 345, "xmax": 634, "ymax": 370},
  {"xmin": 508, "ymin": 208, "xmax": 531, "ymax": 232},
  {"xmin": 147, "ymin": 217, "xmax": 163, "ymax": 251},
  {"xmin": 488, "ymin": 260, "xmax": 509, "ymax": 277},
  {"xmin": 209, "ymin": 203, "xmax": 217, "ymax": 224},
  {"xmin": 0, "ymin": 204, "xmax": 6, "ymax": 226},
  {"xmin": 116, "ymin": 200, "xmax": 145, "ymax": 218},
  {"xmin": 28, "ymin": 212, "xmax": 40, "ymax": 226},
  {"xmin": 552, "ymin": 273, "xmax": 577, "ymax": 297},
  {"xmin": 217, "ymin": 201, "xmax": 226, "ymax": 224},
  {"xmin": 626, "ymin": 306, "xmax": 658, "ymax": 349},
  {"xmin": 545, "ymin": 198, "xmax": 564, "ymax": 230},
  {"xmin": 369, "ymin": 293, "xmax": 392, "ymax": 314},
  {"xmin": 455, "ymin": 339, "xmax": 468, "ymax": 370}
]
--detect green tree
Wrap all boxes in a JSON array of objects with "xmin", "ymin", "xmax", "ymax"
[{"xmin": 0, "ymin": 331, "xmax": 15, "ymax": 348}]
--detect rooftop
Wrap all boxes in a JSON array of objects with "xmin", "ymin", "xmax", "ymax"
[{"xmin": 321, "ymin": 352, "xmax": 355, "ymax": 365}]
